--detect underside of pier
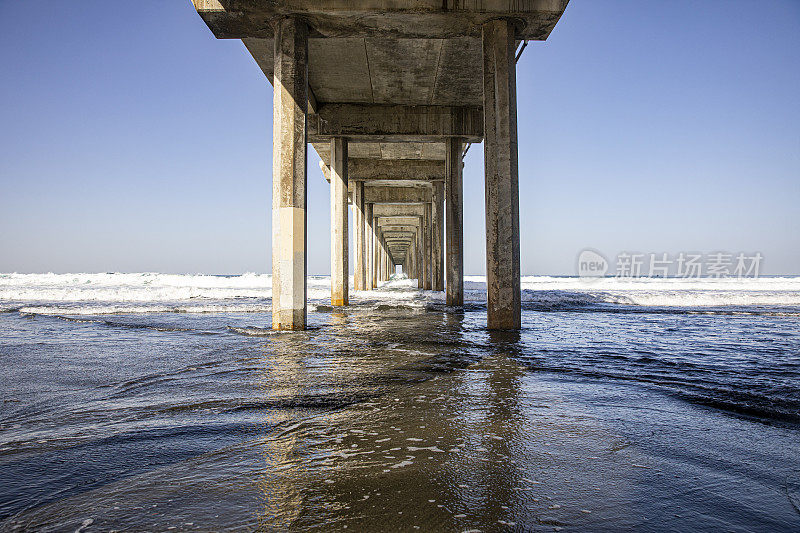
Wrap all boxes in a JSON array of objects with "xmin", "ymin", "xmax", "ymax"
[{"xmin": 192, "ymin": 0, "xmax": 570, "ymax": 330}]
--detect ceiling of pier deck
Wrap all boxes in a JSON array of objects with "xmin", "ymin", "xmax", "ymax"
[
  {"xmin": 312, "ymin": 141, "xmax": 445, "ymax": 167},
  {"xmin": 243, "ymin": 37, "xmax": 483, "ymax": 107}
]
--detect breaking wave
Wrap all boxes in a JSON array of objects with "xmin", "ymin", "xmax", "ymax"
[{"xmin": 1, "ymin": 272, "xmax": 799, "ymax": 315}]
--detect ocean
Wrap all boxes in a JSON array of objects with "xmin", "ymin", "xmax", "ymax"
[{"xmin": 1, "ymin": 273, "xmax": 799, "ymax": 531}]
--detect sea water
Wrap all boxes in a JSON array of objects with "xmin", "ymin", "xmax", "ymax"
[{"xmin": 1, "ymin": 273, "xmax": 799, "ymax": 530}]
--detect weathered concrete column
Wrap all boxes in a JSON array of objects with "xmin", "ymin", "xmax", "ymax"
[
  {"xmin": 415, "ymin": 217, "xmax": 425, "ymax": 289},
  {"xmin": 433, "ymin": 182, "xmax": 445, "ymax": 291},
  {"xmin": 446, "ymin": 137, "xmax": 464, "ymax": 307},
  {"xmin": 411, "ymin": 225, "xmax": 422, "ymax": 289},
  {"xmin": 423, "ymin": 204, "xmax": 432, "ymax": 290},
  {"xmin": 380, "ymin": 237, "xmax": 387, "ymax": 282},
  {"xmin": 372, "ymin": 217, "xmax": 380, "ymax": 287},
  {"xmin": 483, "ymin": 19, "xmax": 521, "ymax": 330},
  {"xmin": 353, "ymin": 181, "xmax": 365, "ymax": 291},
  {"xmin": 365, "ymin": 202, "xmax": 373, "ymax": 290},
  {"xmin": 272, "ymin": 17, "xmax": 308, "ymax": 330},
  {"xmin": 330, "ymin": 137, "xmax": 349, "ymax": 306}
]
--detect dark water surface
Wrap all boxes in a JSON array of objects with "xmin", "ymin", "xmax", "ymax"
[{"xmin": 1, "ymin": 289, "xmax": 799, "ymax": 531}]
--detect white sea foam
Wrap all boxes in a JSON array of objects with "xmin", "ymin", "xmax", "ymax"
[{"xmin": 2, "ymin": 272, "xmax": 800, "ymax": 314}]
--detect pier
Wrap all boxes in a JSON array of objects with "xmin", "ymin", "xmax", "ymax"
[{"xmin": 192, "ymin": 1, "xmax": 570, "ymax": 330}]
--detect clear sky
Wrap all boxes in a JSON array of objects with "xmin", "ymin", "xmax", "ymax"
[{"xmin": 1, "ymin": 1, "xmax": 798, "ymax": 275}]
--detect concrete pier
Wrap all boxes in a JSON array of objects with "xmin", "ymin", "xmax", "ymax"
[
  {"xmin": 432, "ymin": 182, "xmax": 444, "ymax": 292},
  {"xmin": 483, "ymin": 19, "xmax": 521, "ymax": 330},
  {"xmin": 271, "ymin": 17, "xmax": 308, "ymax": 331},
  {"xmin": 365, "ymin": 202, "xmax": 374, "ymax": 290},
  {"xmin": 193, "ymin": 0, "xmax": 569, "ymax": 330},
  {"xmin": 330, "ymin": 137, "xmax": 349, "ymax": 306},
  {"xmin": 353, "ymin": 180, "xmax": 365, "ymax": 291},
  {"xmin": 446, "ymin": 138, "xmax": 464, "ymax": 307},
  {"xmin": 423, "ymin": 203, "xmax": 432, "ymax": 290}
]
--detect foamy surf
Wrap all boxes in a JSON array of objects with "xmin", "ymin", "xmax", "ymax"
[{"xmin": 2, "ymin": 273, "xmax": 800, "ymax": 315}]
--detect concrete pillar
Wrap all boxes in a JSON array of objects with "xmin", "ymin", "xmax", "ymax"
[
  {"xmin": 272, "ymin": 17, "xmax": 308, "ymax": 331},
  {"xmin": 380, "ymin": 237, "xmax": 387, "ymax": 282},
  {"xmin": 416, "ymin": 225, "xmax": 423, "ymax": 289},
  {"xmin": 433, "ymin": 182, "xmax": 445, "ymax": 291},
  {"xmin": 330, "ymin": 137, "xmax": 349, "ymax": 306},
  {"xmin": 353, "ymin": 181, "xmax": 365, "ymax": 291},
  {"xmin": 446, "ymin": 137, "xmax": 464, "ymax": 307},
  {"xmin": 423, "ymin": 204, "xmax": 432, "ymax": 290},
  {"xmin": 483, "ymin": 19, "xmax": 521, "ymax": 330},
  {"xmin": 372, "ymin": 217, "xmax": 380, "ymax": 287},
  {"xmin": 365, "ymin": 203, "xmax": 373, "ymax": 290}
]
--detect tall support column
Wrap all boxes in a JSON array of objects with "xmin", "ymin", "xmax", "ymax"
[
  {"xmin": 330, "ymin": 137, "xmax": 349, "ymax": 306},
  {"xmin": 423, "ymin": 204, "xmax": 432, "ymax": 290},
  {"xmin": 416, "ymin": 224, "xmax": 423, "ymax": 289},
  {"xmin": 446, "ymin": 138, "xmax": 464, "ymax": 307},
  {"xmin": 433, "ymin": 182, "xmax": 445, "ymax": 291},
  {"xmin": 483, "ymin": 19, "xmax": 521, "ymax": 330},
  {"xmin": 411, "ymin": 227, "xmax": 422, "ymax": 289},
  {"xmin": 380, "ymin": 237, "xmax": 387, "ymax": 282},
  {"xmin": 353, "ymin": 181, "xmax": 365, "ymax": 291},
  {"xmin": 272, "ymin": 17, "xmax": 308, "ymax": 330},
  {"xmin": 372, "ymin": 217, "xmax": 380, "ymax": 288},
  {"xmin": 365, "ymin": 203, "xmax": 373, "ymax": 290}
]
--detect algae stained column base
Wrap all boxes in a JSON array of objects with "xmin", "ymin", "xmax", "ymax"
[
  {"xmin": 272, "ymin": 17, "xmax": 308, "ymax": 331},
  {"xmin": 330, "ymin": 137, "xmax": 349, "ymax": 306},
  {"xmin": 483, "ymin": 19, "xmax": 521, "ymax": 330}
]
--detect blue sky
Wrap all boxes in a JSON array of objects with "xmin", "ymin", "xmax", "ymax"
[{"xmin": 1, "ymin": 1, "xmax": 798, "ymax": 275}]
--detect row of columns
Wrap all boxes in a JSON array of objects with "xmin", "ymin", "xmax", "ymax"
[{"xmin": 271, "ymin": 16, "xmax": 520, "ymax": 331}]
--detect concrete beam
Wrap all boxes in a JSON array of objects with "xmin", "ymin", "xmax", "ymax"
[
  {"xmin": 322, "ymin": 159, "xmax": 445, "ymax": 183},
  {"xmin": 309, "ymin": 105, "xmax": 483, "ymax": 142},
  {"xmin": 377, "ymin": 216, "xmax": 421, "ymax": 227},
  {"xmin": 193, "ymin": 1, "xmax": 570, "ymax": 40},
  {"xmin": 364, "ymin": 186, "xmax": 431, "ymax": 204},
  {"xmin": 313, "ymin": 142, "xmax": 446, "ymax": 163},
  {"xmin": 372, "ymin": 204, "xmax": 426, "ymax": 218},
  {"xmin": 378, "ymin": 225, "xmax": 419, "ymax": 233}
]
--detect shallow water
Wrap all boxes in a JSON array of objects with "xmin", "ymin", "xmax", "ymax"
[{"xmin": 1, "ymin": 275, "xmax": 799, "ymax": 531}]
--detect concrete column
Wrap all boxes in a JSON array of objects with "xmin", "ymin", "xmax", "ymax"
[
  {"xmin": 365, "ymin": 203, "xmax": 373, "ymax": 290},
  {"xmin": 380, "ymin": 237, "xmax": 387, "ymax": 282},
  {"xmin": 416, "ymin": 225, "xmax": 423, "ymax": 289},
  {"xmin": 330, "ymin": 137, "xmax": 349, "ymax": 306},
  {"xmin": 423, "ymin": 204, "xmax": 432, "ymax": 290},
  {"xmin": 433, "ymin": 182, "xmax": 445, "ymax": 291},
  {"xmin": 446, "ymin": 137, "xmax": 464, "ymax": 307},
  {"xmin": 372, "ymin": 217, "xmax": 380, "ymax": 287},
  {"xmin": 272, "ymin": 17, "xmax": 308, "ymax": 331},
  {"xmin": 483, "ymin": 19, "xmax": 521, "ymax": 330},
  {"xmin": 353, "ymin": 181, "xmax": 365, "ymax": 291}
]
